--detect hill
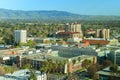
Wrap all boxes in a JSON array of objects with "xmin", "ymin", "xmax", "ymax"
[{"xmin": 0, "ymin": 8, "xmax": 120, "ymax": 21}]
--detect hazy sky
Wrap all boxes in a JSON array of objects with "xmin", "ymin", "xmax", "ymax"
[{"xmin": 0, "ymin": 0, "xmax": 120, "ymax": 15}]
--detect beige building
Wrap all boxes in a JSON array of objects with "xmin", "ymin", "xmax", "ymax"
[
  {"xmin": 96, "ymin": 29, "xmax": 110, "ymax": 39},
  {"xmin": 57, "ymin": 22, "xmax": 83, "ymax": 39},
  {"xmin": 71, "ymin": 22, "xmax": 82, "ymax": 32},
  {"xmin": 65, "ymin": 22, "xmax": 82, "ymax": 33}
]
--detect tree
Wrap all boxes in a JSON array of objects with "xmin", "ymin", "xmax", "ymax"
[
  {"xmin": 82, "ymin": 59, "xmax": 92, "ymax": 68},
  {"xmin": 96, "ymin": 44, "xmax": 102, "ymax": 49},
  {"xmin": 29, "ymin": 69, "xmax": 37, "ymax": 80},
  {"xmin": 102, "ymin": 60, "xmax": 112, "ymax": 68},
  {"xmin": 88, "ymin": 64, "xmax": 101, "ymax": 78},
  {"xmin": 27, "ymin": 40, "xmax": 36, "ymax": 47},
  {"xmin": 40, "ymin": 65, "xmax": 48, "ymax": 73},
  {"xmin": 11, "ymin": 64, "xmax": 18, "ymax": 74},
  {"xmin": 67, "ymin": 74, "xmax": 79, "ymax": 80},
  {"xmin": 0, "ymin": 66, "xmax": 5, "ymax": 76},
  {"xmin": 2, "ymin": 34, "xmax": 14, "ymax": 45},
  {"xmin": 109, "ymin": 64, "xmax": 120, "ymax": 80},
  {"xmin": 77, "ymin": 57, "xmax": 81, "ymax": 62},
  {"xmin": 109, "ymin": 64, "xmax": 118, "ymax": 72},
  {"xmin": 72, "ymin": 60, "xmax": 76, "ymax": 65},
  {"xmin": 93, "ymin": 74, "xmax": 99, "ymax": 80},
  {"xmin": 40, "ymin": 60, "xmax": 52, "ymax": 73},
  {"xmin": 4, "ymin": 67, "xmax": 11, "ymax": 73},
  {"xmin": 23, "ymin": 64, "xmax": 31, "ymax": 69}
]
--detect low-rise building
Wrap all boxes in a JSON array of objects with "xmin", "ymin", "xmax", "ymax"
[
  {"xmin": 108, "ymin": 49, "xmax": 120, "ymax": 65},
  {"xmin": 56, "ymin": 32, "xmax": 82, "ymax": 39},
  {"xmin": 96, "ymin": 66, "xmax": 120, "ymax": 80},
  {"xmin": 82, "ymin": 39, "xmax": 110, "ymax": 46},
  {"xmin": 21, "ymin": 49, "xmax": 97, "ymax": 74},
  {"xmin": 108, "ymin": 39, "xmax": 119, "ymax": 46},
  {"xmin": 0, "ymin": 69, "xmax": 47, "ymax": 80},
  {"xmin": 96, "ymin": 46, "xmax": 120, "ymax": 64},
  {"xmin": 51, "ymin": 45, "xmax": 97, "ymax": 57}
]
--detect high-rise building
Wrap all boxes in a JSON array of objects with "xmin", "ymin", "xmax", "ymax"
[
  {"xmin": 71, "ymin": 22, "xmax": 82, "ymax": 33},
  {"xmin": 96, "ymin": 29, "xmax": 102, "ymax": 38},
  {"xmin": 57, "ymin": 22, "xmax": 83, "ymax": 39},
  {"xmin": 105, "ymin": 29, "xmax": 110, "ymax": 39},
  {"xmin": 96, "ymin": 29, "xmax": 110, "ymax": 39},
  {"xmin": 65, "ymin": 23, "xmax": 71, "ymax": 32},
  {"xmin": 14, "ymin": 30, "xmax": 27, "ymax": 44},
  {"xmin": 65, "ymin": 22, "xmax": 82, "ymax": 33}
]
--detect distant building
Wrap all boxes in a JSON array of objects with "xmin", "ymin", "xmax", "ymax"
[
  {"xmin": 64, "ymin": 23, "xmax": 71, "ymax": 32},
  {"xmin": 67, "ymin": 37, "xmax": 82, "ymax": 43},
  {"xmin": 96, "ymin": 29, "xmax": 110, "ymax": 39},
  {"xmin": 56, "ymin": 22, "xmax": 83, "ymax": 39},
  {"xmin": 82, "ymin": 39, "xmax": 110, "ymax": 46},
  {"xmin": 86, "ymin": 29, "xmax": 96, "ymax": 38},
  {"xmin": 80, "ymin": 41, "xmax": 90, "ymax": 47},
  {"xmin": 108, "ymin": 49, "xmax": 120, "ymax": 65},
  {"xmin": 57, "ymin": 32, "xmax": 81, "ymax": 39},
  {"xmin": 14, "ymin": 30, "xmax": 27, "ymax": 44},
  {"xmin": 70, "ymin": 22, "xmax": 82, "ymax": 33}
]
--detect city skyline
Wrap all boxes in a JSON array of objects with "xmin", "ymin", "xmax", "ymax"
[{"xmin": 0, "ymin": 0, "xmax": 120, "ymax": 16}]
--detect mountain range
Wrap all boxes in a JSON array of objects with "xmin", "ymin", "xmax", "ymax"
[{"xmin": 0, "ymin": 8, "xmax": 120, "ymax": 21}]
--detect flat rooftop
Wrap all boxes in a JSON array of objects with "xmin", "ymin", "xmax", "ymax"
[
  {"xmin": 0, "ymin": 69, "xmax": 45, "ymax": 80},
  {"xmin": 24, "ymin": 51, "xmax": 94, "ymax": 62},
  {"xmin": 96, "ymin": 66, "xmax": 120, "ymax": 77}
]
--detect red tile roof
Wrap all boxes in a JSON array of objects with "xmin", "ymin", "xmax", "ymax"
[
  {"xmin": 82, "ymin": 41, "xmax": 90, "ymax": 47},
  {"xmin": 82, "ymin": 39, "xmax": 110, "ymax": 45},
  {"xmin": 87, "ymin": 30, "xmax": 96, "ymax": 32}
]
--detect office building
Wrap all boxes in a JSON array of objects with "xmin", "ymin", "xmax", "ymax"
[{"xmin": 14, "ymin": 30, "xmax": 27, "ymax": 44}]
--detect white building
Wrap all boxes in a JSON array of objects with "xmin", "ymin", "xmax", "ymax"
[
  {"xmin": 14, "ymin": 30, "xmax": 27, "ymax": 44},
  {"xmin": 67, "ymin": 37, "xmax": 82, "ymax": 42},
  {"xmin": 0, "ymin": 69, "xmax": 47, "ymax": 80},
  {"xmin": 96, "ymin": 66, "xmax": 120, "ymax": 80}
]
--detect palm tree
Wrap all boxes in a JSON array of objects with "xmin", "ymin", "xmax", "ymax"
[
  {"xmin": 82, "ymin": 59, "xmax": 92, "ymax": 68},
  {"xmin": 40, "ymin": 66, "xmax": 48, "ymax": 73},
  {"xmin": 109, "ymin": 64, "xmax": 119, "ymax": 80},
  {"xmin": 54, "ymin": 63, "xmax": 58, "ymax": 73},
  {"xmin": 63, "ymin": 60, "xmax": 68, "ymax": 65},
  {"xmin": 109, "ymin": 64, "xmax": 118, "ymax": 72},
  {"xmin": 77, "ymin": 57, "xmax": 81, "ymax": 62},
  {"xmin": 29, "ymin": 69, "xmax": 37, "ymax": 80},
  {"xmin": 23, "ymin": 64, "xmax": 31, "ymax": 69},
  {"xmin": 11, "ymin": 63, "xmax": 18, "ymax": 74},
  {"xmin": 72, "ymin": 60, "xmax": 76, "ymax": 65}
]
